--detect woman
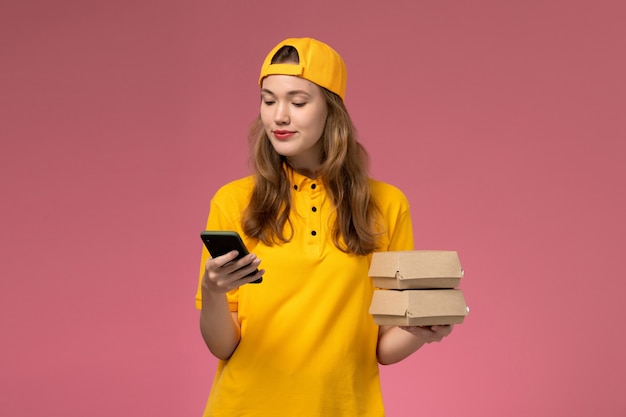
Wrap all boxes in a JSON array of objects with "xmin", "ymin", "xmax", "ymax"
[{"xmin": 196, "ymin": 37, "xmax": 453, "ymax": 416}]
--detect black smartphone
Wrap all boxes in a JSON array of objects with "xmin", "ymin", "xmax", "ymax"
[{"xmin": 200, "ymin": 231, "xmax": 262, "ymax": 283}]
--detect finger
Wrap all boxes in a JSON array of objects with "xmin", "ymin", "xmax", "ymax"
[
  {"xmin": 398, "ymin": 325, "xmax": 450, "ymax": 343},
  {"xmin": 233, "ymin": 256, "xmax": 263, "ymax": 280},
  {"xmin": 225, "ymin": 254, "xmax": 259, "ymax": 275},
  {"xmin": 399, "ymin": 326, "xmax": 431, "ymax": 338},
  {"xmin": 240, "ymin": 268, "xmax": 265, "ymax": 284},
  {"xmin": 212, "ymin": 250, "xmax": 241, "ymax": 267},
  {"xmin": 431, "ymin": 325, "xmax": 454, "ymax": 336},
  {"xmin": 203, "ymin": 252, "xmax": 244, "ymax": 290}
]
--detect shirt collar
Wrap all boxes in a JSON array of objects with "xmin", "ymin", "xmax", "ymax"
[{"xmin": 285, "ymin": 164, "xmax": 322, "ymax": 192}]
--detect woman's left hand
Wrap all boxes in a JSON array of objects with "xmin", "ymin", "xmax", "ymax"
[{"xmin": 398, "ymin": 325, "xmax": 454, "ymax": 344}]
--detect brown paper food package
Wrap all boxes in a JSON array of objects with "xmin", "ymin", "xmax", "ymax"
[
  {"xmin": 369, "ymin": 250, "xmax": 464, "ymax": 290},
  {"xmin": 369, "ymin": 289, "xmax": 469, "ymax": 326}
]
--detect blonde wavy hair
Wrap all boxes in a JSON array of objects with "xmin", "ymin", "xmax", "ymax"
[{"xmin": 242, "ymin": 46, "xmax": 380, "ymax": 255}]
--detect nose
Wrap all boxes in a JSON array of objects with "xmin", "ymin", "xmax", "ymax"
[{"xmin": 274, "ymin": 102, "xmax": 290, "ymax": 125}]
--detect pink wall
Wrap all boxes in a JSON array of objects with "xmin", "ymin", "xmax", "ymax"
[{"xmin": 2, "ymin": 1, "xmax": 625, "ymax": 416}]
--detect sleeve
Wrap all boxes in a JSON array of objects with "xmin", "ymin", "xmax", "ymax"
[
  {"xmin": 195, "ymin": 189, "xmax": 242, "ymax": 311},
  {"xmin": 376, "ymin": 182, "xmax": 415, "ymax": 252},
  {"xmin": 370, "ymin": 184, "xmax": 415, "ymax": 291},
  {"xmin": 386, "ymin": 200, "xmax": 414, "ymax": 251}
]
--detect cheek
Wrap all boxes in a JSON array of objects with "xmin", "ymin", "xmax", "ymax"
[
  {"xmin": 311, "ymin": 110, "xmax": 328, "ymax": 136},
  {"xmin": 259, "ymin": 109, "xmax": 272, "ymax": 129}
]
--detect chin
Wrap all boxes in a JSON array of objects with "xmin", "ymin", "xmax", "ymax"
[{"xmin": 269, "ymin": 142, "xmax": 297, "ymax": 156}]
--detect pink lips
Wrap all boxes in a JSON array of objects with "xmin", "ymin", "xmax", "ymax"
[{"xmin": 273, "ymin": 130, "xmax": 295, "ymax": 140}]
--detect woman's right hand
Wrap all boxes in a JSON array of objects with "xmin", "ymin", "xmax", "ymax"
[
  {"xmin": 202, "ymin": 251, "xmax": 264, "ymax": 294},
  {"xmin": 200, "ymin": 250, "xmax": 261, "ymax": 360}
]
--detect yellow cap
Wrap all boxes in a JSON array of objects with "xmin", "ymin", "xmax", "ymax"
[{"xmin": 258, "ymin": 38, "xmax": 347, "ymax": 101}]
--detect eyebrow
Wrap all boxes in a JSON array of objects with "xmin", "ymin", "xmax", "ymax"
[{"xmin": 261, "ymin": 88, "xmax": 312, "ymax": 98}]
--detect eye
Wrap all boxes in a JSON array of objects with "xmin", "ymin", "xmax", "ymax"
[
  {"xmin": 292, "ymin": 102, "xmax": 306, "ymax": 108},
  {"xmin": 262, "ymin": 99, "xmax": 275, "ymax": 106}
]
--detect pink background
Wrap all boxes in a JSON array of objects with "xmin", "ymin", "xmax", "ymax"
[{"xmin": 2, "ymin": 1, "xmax": 625, "ymax": 416}]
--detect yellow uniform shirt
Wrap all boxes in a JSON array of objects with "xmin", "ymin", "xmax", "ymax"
[{"xmin": 196, "ymin": 169, "xmax": 414, "ymax": 416}]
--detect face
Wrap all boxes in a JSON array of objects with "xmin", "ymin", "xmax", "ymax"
[{"xmin": 260, "ymin": 75, "xmax": 328, "ymax": 176}]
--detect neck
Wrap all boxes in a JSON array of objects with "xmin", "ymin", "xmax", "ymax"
[
  {"xmin": 291, "ymin": 166, "xmax": 317, "ymax": 179},
  {"xmin": 286, "ymin": 159, "xmax": 319, "ymax": 179}
]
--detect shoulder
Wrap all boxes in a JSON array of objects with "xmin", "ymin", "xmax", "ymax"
[
  {"xmin": 215, "ymin": 176, "xmax": 254, "ymax": 193},
  {"xmin": 212, "ymin": 176, "xmax": 255, "ymax": 206},
  {"xmin": 368, "ymin": 178, "xmax": 414, "ymax": 250},
  {"xmin": 369, "ymin": 178, "xmax": 410, "ymax": 209}
]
